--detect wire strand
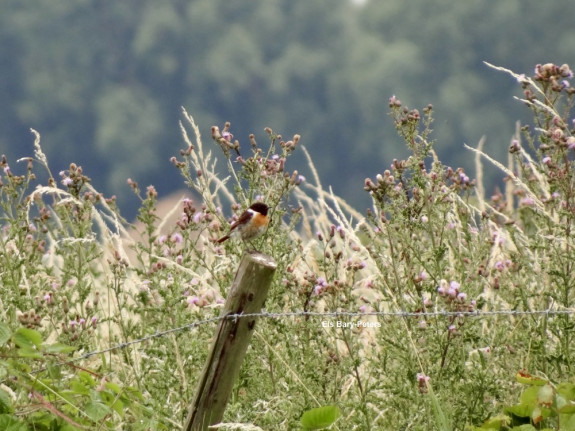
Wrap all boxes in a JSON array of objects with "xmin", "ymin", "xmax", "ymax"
[{"xmin": 31, "ymin": 307, "xmax": 573, "ymax": 374}]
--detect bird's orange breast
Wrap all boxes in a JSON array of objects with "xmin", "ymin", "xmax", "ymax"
[{"xmin": 251, "ymin": 212, "xmax": 269, "ymax": 228}]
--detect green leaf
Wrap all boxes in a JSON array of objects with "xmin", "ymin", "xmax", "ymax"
[
  {"xmin": 46, "ymin": 361, "xmax": 62, "ymax": 379},
  {"xmin": 557, "ymin": 398, "xmax": 575, "ymax": 414},
  {"xmin": 109, "ymin": 396, "xmax": 125, "ymax": 416},
  {"xmin": 0, "ymin": 323, "xmax": 11, "ymax": 346},
  {"xmin": 124, "ymin": 386, "xmax": 145, "ymax": 402},
  {"xmin": 480, "ymin": 413, "xmax": 511, "ymax": 429},
  {"xmin": 12, "ymin": 328, "xmax": 42, "ymax": 350},
  {"xmin": 43, "ymin": 342, "xmax": 76, "ymax": 354},
  {"xmin": 105, "ymin": 381, "xmax": 122, "ymax": 393},
  {"xmin": 560, "ymin": 411, "xmax": 575, "ymax": 431},
  {"xmin": 16, "ymin": 347, "xmax": 43, "ymax": 359},
  {"xmin": 516, "ymin": 372, "xmax": 546, "ymax": 386},
  {"xmin": 70, "ymin": 380, "xmax": 90, "ymax": 396},
  {"xmin": 0, "ymin": 413, "xmax": 27, "ymax": 431},
  {"xmin": 85, "ymin": 401, "xmax": 111, "ymax": 421},
  {"xmin": 300, "ymin": 405, "xmax": 340, "ymax": 430},
  {"xmin": 558, "ymin": 383, "xmax": 575, "ymax": 401},
  {"xmin": 519, "ymin": 386, "xmax": 539, "ymax": 407},
  {"xmin": 0, "ymin": 388, "xmax": 13, "ymax": 414},
  {"xmin": 504, "ymin": 403, "xmax": 532, "ymax": 418},
  {"xmin": 110, "ymin": 398, "xmax": 125, "ymax": 417}
]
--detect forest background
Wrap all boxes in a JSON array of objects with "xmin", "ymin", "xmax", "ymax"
[{"xmin": 1, "ymin": 0, "xmax": 575, "ymax": 216}]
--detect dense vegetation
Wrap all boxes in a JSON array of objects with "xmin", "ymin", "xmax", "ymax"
[{"xmin": 1, "ymin": 62, "xmax": 574, "ymax": 429}]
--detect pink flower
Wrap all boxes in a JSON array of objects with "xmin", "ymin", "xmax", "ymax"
[
  {"xmin": 187, "ymin": 296, "xmax": 200, "ymax": 306},
  {"xmin": 222, "ymin": 131, "xmax": 233, "ymax": 141},
  {"xmin": 416, "ymin": 373, "xmax": 431, "ymax": 393},
  {"xmin": 494, "ymin": 261, "xmax": 505, "ymax": 271},
  {"xmin": 520, "ymin": 197, "xmax": 535, "ymax": 207},
  {"xmin": 416, "ymin": 373, "xmax": 430, "ymax": 383}
]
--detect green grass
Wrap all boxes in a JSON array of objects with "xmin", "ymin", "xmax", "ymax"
[{"xmin": 0, "ymin": 62, "xmax": 574, "ymax": 430}]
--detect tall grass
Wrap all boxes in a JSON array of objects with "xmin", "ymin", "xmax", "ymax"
[{"xmin": 0, "ymin": 62, "xmax": 574, "ymax": 430}]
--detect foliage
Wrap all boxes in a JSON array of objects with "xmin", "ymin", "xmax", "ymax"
[
  {"xmin": 0, "ymin": 62, "xmax": 574, "ymax": 429},
  {"xmin": 471, "ymin": 372, "xmax": 575, "ymax": 430},
  {"xmin": 0, "ymin": 323, "xmax": 150, "ymax": 430},
  {"xmin": 3, "ymin": 0, "xmax": 575, "ymax": 215},
  {"xmin": 300, "ymin": 405, "xmax": 340, "ymax": 430}
]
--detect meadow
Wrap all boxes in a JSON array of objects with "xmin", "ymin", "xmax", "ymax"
[{"xmin": 1, "ymin": 63, "xmax": 574, "ymax": 430}]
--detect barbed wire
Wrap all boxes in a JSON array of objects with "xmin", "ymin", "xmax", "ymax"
[{"xmin": 29, "ymin": 307, "xmax": 574, "ymax": 375}]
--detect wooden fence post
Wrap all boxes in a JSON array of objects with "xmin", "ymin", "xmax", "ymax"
[{"xmin": 184, "ymin": 252, "xmax": 277, "ymax": 431}]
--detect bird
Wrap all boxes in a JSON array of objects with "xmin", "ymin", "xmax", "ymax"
[{"xmin": 216, "ymin": 202, "xmax": 270, "ymax": 248}]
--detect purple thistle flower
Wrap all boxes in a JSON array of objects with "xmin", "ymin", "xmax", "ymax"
[
  {"xmin": 171, "ymin": 233, "xmax": 183, "ymax": 243},
  {"xmin": 416, "ymin": 373, "xmax": 430, "ymax": 383}
]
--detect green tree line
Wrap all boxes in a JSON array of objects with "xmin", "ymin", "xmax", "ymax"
[{"xmin": 1, "ymin": 0, "xmax": 574, "ymax": 215}]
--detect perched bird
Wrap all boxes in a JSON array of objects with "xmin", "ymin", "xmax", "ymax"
[{"xmin": 217, "ymin": 202, "xmax": 270, "ymax": 248}]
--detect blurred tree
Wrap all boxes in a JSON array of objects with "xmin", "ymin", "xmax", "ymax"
[
  {"xmin": 1, "ymin": 0, "xmax": 574, "ymax": 216},
  {"xmin": 358, "ymin": 0, "xmax": 575, "ymax": 180}
]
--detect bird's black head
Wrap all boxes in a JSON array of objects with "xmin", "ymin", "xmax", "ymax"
[{"xmin": 249, "ymin": 202, "xmax": 269, "ymax": 216}]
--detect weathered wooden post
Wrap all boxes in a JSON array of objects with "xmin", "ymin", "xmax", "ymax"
[{"xmin": 184, "ymin": 252, "xmax": 277, "ymax": 431}]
